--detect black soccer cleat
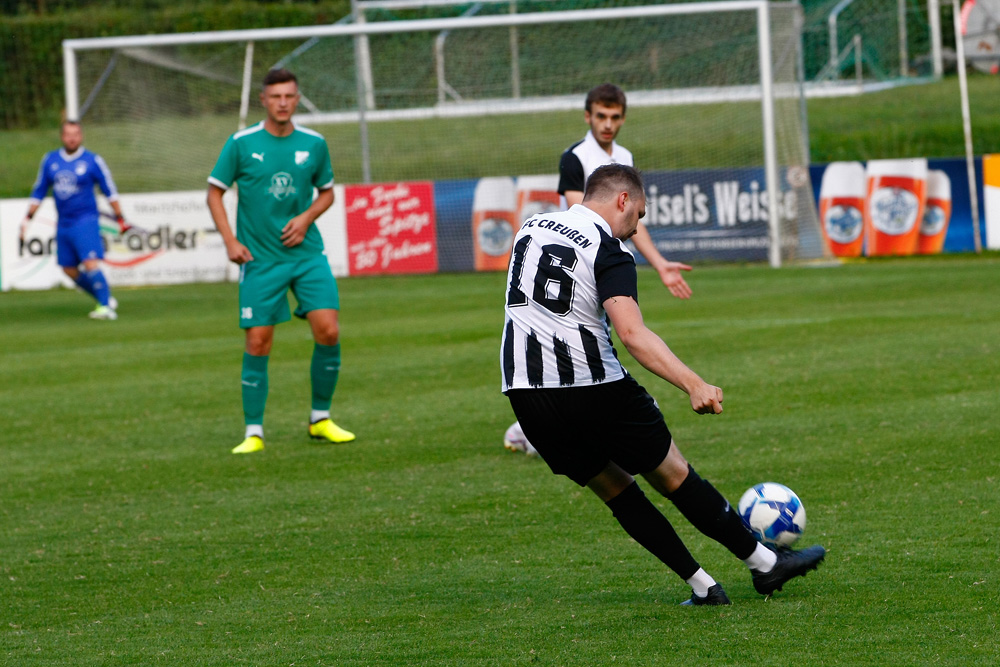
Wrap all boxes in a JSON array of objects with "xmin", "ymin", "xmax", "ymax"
[
  {"xmin": 680, "ymin": 583, "xmax": 732, "ymax": 606},
  {"xmin": 751, "ymin": 545, "xmax": 826, "ymax": 596}
]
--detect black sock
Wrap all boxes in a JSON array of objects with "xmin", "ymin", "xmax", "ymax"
[
  {"xmin": 668, "ymin": 465, "xmax": 758, "ymax": 560},
  {"xmin": 605, "ymin": 480, "xmax": 700, "ymax": 580}
]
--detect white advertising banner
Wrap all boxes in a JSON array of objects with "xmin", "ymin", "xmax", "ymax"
[{"xmin": 1, "ymin": 187, "xmax": 348, "ymax": 291}]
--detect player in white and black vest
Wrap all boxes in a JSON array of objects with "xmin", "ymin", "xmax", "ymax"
[
  {"xmin": 502, "ymin": 164, "xmax": 825, "ymax": 605},
  {"xmin": 559, "ymin": 83, "xmax": 693, "ymax": 299}
]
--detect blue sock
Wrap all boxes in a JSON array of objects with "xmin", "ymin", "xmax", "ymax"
[
  {"xmin": 74, "ymin": 272, "xmax": 97, "ymax": 301},
  {"xmin": 87, "ymin": 269, "xmax": 111, "ymax": 307}
]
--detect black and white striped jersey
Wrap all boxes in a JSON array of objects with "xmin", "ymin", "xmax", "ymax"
[
  {"xmin": 557, "ymin": 130, "xmax": 634, "ymax": 196},
  {"xmin": 501, "ymin": 204, "xmax": 638, "ymax": 391}
]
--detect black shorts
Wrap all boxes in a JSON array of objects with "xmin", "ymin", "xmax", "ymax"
[{"xmin": 506, "ymin": 375, "xmax": 673, "ymax": 486}]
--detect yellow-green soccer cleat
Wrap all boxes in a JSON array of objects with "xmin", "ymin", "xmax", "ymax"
[
  {"xmin": 88, "ymin": 304, "xmax": 118, "ymax": 320},
  {"xmin": 232, "ymin": 435, "xmax": 264, "ymax": 454},
  {"xmin": 308, "ymin": 418, "xmax": 356, "ymax": 444}
]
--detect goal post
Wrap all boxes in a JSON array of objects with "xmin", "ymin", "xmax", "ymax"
[{"xmin": 62, "ymin": 1, "xmax": 825, "ymax": 268}]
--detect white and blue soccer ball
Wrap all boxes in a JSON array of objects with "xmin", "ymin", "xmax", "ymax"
[
  {"xmin": 738, "ymin": 482, "xmax": 806, "ymax": 547},
  {"xmin": 503, "ymin": 421, "xmax": 538, "ymax": 457}
]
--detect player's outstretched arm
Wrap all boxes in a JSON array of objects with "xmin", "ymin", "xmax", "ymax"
[
  {"xmin": 629, "ymin": 223, "xmax": 693, "ymax": 299},
  {"xmin": 207, "ymin": 184, "xmax": 253, "ymax": 264},
  {"xmin": 280, "ymin": 187, "xmax": 335, "ymax": 247},
  {"xmin": 604, "ymin": 294, "xmax": 722, "ymax": 414}
]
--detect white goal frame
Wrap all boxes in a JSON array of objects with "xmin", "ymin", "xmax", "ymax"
[{"xmin": 63, "ymin": 1, "xmax": 802, "ymax": 267}]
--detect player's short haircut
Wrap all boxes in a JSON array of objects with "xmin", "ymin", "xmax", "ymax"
[
  {"xmin": 262, "ymin": 68, "xmax": 298, "ymax": 90},
  {"xmin": 61, "ymin": 120, "xmax": 81, "ymax": 131},
  {"xmin": 583, "ymin": 164, "xmax": 645, "ymax": 204},
  {"xmin": 585, "ymin": 83, "xmax": 627, "ymax": 115}
]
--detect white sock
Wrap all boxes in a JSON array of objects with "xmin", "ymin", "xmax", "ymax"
[
  {"xmin": 743, "ymin": 542, "xmax": 778, "ymax": 573},
  {"xmin": 245, "ymin": 424, "xmax": 263, "ymax": 439},
  {"xmin": 685, "ymin": 568, "xmax": 717, "ymax": 597},
  {"xmin": 310, "ymin": 409, "xmax": 330, "ymax": 423}
]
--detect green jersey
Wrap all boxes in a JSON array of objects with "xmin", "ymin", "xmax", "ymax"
[{"xmin": 209, "ymin": 122, "xmax": 334, "ymax": 262}]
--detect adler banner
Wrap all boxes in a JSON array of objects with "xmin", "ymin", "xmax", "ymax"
[{"xmin": 0, "ymin": 191, "xmax": 235, "ymax": 291}]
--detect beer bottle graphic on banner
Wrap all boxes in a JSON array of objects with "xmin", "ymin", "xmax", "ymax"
[
  {"xmin": 917, "ymin": 170, "xmax": 951, "ymax": 254},
  {"xmin": 472, "ymin": 176, "xmax": 518, "ymax": 271},
  {"xmin": 819, "ymin": 161, "xmax": 866, "ymax": 257},
  {"xmin": 864, "ymin": 158, "xmax": 927, "ymax": 256},
  {"xmin": 515, "ymin": 175, "xmax": 561, "ymax": 225}
]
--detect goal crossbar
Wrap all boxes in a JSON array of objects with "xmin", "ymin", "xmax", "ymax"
[{"xmin": 63, "ymin": 1, "xmax": 790, "ymax": 52}]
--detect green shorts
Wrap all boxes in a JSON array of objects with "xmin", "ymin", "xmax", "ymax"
[{"xmin": 238, "ymin": 255, "xmax": 340, "ymax": 328}]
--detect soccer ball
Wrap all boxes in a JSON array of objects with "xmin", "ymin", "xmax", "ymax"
[
  {"xmin": 737, "ymin": 482, "xmax": 806, "ymax": 547},
  {"xmin": 502, "ymin": 421, "xmax": 538, "ymax": 457}
]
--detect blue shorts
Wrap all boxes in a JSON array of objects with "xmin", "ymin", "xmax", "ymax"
[
  {"xmin": 56, "ymin": 221, "xmax": 104, "ymax": 268},
  {"xmin": 238, "ymin": 255, "xmax": 340, "ymax": 329}
]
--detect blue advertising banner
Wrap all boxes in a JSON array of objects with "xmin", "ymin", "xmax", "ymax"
[
  {"xmin": 638, "ymin": 167, "xmax": 805, "ymax": 264},
  {"xmin": 433, "ymin": 179, "xmax": 476, "ymax": 273},
  {"xmin": 433, "ymin": 167, "xmax": 819, "ymax": 270}
]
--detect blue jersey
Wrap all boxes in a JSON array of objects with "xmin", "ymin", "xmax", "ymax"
[{"xmin": 29, "ymin": 147, "xmax": 119, "ymax": 229}]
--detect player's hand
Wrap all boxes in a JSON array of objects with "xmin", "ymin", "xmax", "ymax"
[
  {"xmin": 280, "ymin": 215, "xmax": 311, "ymax": 247},
  {"xmin": 657, "ymin": 262, "xmax": 693, "ymax": 299},
  {"xmin": 116, "ymin": 214, "xmax": 132, "ymax": 235},
  {"xmin": 689, "ymin": 382, "xmax": 723, "ymax": 415},
  {"xmin": 225, "ymin": 239, "xmax": 254, "ymax": 265}
]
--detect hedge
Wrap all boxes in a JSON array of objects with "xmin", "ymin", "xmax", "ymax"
[{"xmin": 0, "ymin": 1, "xmax": 349, "ymax": 129}]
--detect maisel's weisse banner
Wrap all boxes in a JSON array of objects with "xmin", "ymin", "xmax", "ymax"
[
  {"xmin": 434, "ymin": 168, "xmax": 807, "ymax": 270},
  {"xmin": 2, "ymin": 158, "xmax": 996, "ymax": 291},
  {"xmin": 809, "ymin": 158, "xmax": 989, "ymax": 257}
]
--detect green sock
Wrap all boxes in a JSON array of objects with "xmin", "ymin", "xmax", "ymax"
[
  {"xmin": 242, "ymin": 352, "xmax": 269, "ymax": 426},
  {"xmin": 310, "ymin": 342, "xmax": 341, "ymax": 411}
]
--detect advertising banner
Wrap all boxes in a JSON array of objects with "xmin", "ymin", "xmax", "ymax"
[
  {"xmin": 344, "ymin": 181, "xmax": 437, "ymax": 276},
  {"xmin": 0, "ymin": 188, "xmax": 354, "ymax": 291},
  {"xmin": 5, "ymin": 159, "xmax": 990, "ymax": 293},
  {"xmin": 1, "ymin": 191, "xmax": 235, "ymax": 291},
  {"xmin": 640, "ymin": 168, "xmax": 803, "ymax": 263},
  {"xmin": 431, "ymin": 169, "xmax": 808, "ymax": 269},
  {"xmin": 810, "ymin": 157, "xmax": 986, "ymax": 255}
]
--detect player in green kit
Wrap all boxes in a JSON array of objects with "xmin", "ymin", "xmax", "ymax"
[{"xmin": 207, "ymin": 68, "xmax": 355, "ymax": 454}]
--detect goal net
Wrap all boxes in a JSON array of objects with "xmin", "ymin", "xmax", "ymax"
[{"xmin": 64, "ymin": 1, "xmax": 826, "ymax": 270}]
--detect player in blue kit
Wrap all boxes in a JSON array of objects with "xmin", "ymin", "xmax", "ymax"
[{"xmin": 21, "ymin": 121, "xmax": 128, "ymax": 320}]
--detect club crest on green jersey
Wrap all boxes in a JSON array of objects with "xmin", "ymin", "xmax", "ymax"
[{"xmin": 267, "ymin": 172, "xmax": 297, "ymax": 200}]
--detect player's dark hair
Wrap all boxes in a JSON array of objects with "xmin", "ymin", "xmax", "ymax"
[
  {"xmin": 583, "ymin": 164, "xmax": 644, "ymax": 203},
  {"xmin": 585, "ymin": 83, "xmax": 627, "ymax": 115},
  {"xmin": 61, "ymin": 120, "xmax": 81, "ymax": 131},
  {"xmin": 262, "ymin": 68, "xmax": 298, "ymax": 90}
]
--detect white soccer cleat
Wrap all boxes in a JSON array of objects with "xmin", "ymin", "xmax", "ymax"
[
  {"xmin": 108, "ymin": 296, "xmax": 118, "ymax": 311},
  {"xmin": 503, "ymin": 421, "xmax": 539, "ymax": 457}
]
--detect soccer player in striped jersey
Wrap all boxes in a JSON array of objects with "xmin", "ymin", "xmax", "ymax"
[
  {"xmin": 502, "ymin": 164, "xmax": 825, "ymax": 604},
  {"xmin": 207, "ymin": 68, "xmax": 354, "ymax": 454},
  {"xmin": 21, "ymin": 121, "xmax": 126, "ymax": 320}
]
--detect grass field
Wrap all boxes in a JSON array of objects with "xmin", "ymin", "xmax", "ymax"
[{"xmin": 2, "ymin": 256, "xmax": 998, "ymax": 665}]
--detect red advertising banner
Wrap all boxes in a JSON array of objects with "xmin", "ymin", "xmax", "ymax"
[{"xmin": 345, "ymin": 182, "xmax": 438, "ymax": 275}]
